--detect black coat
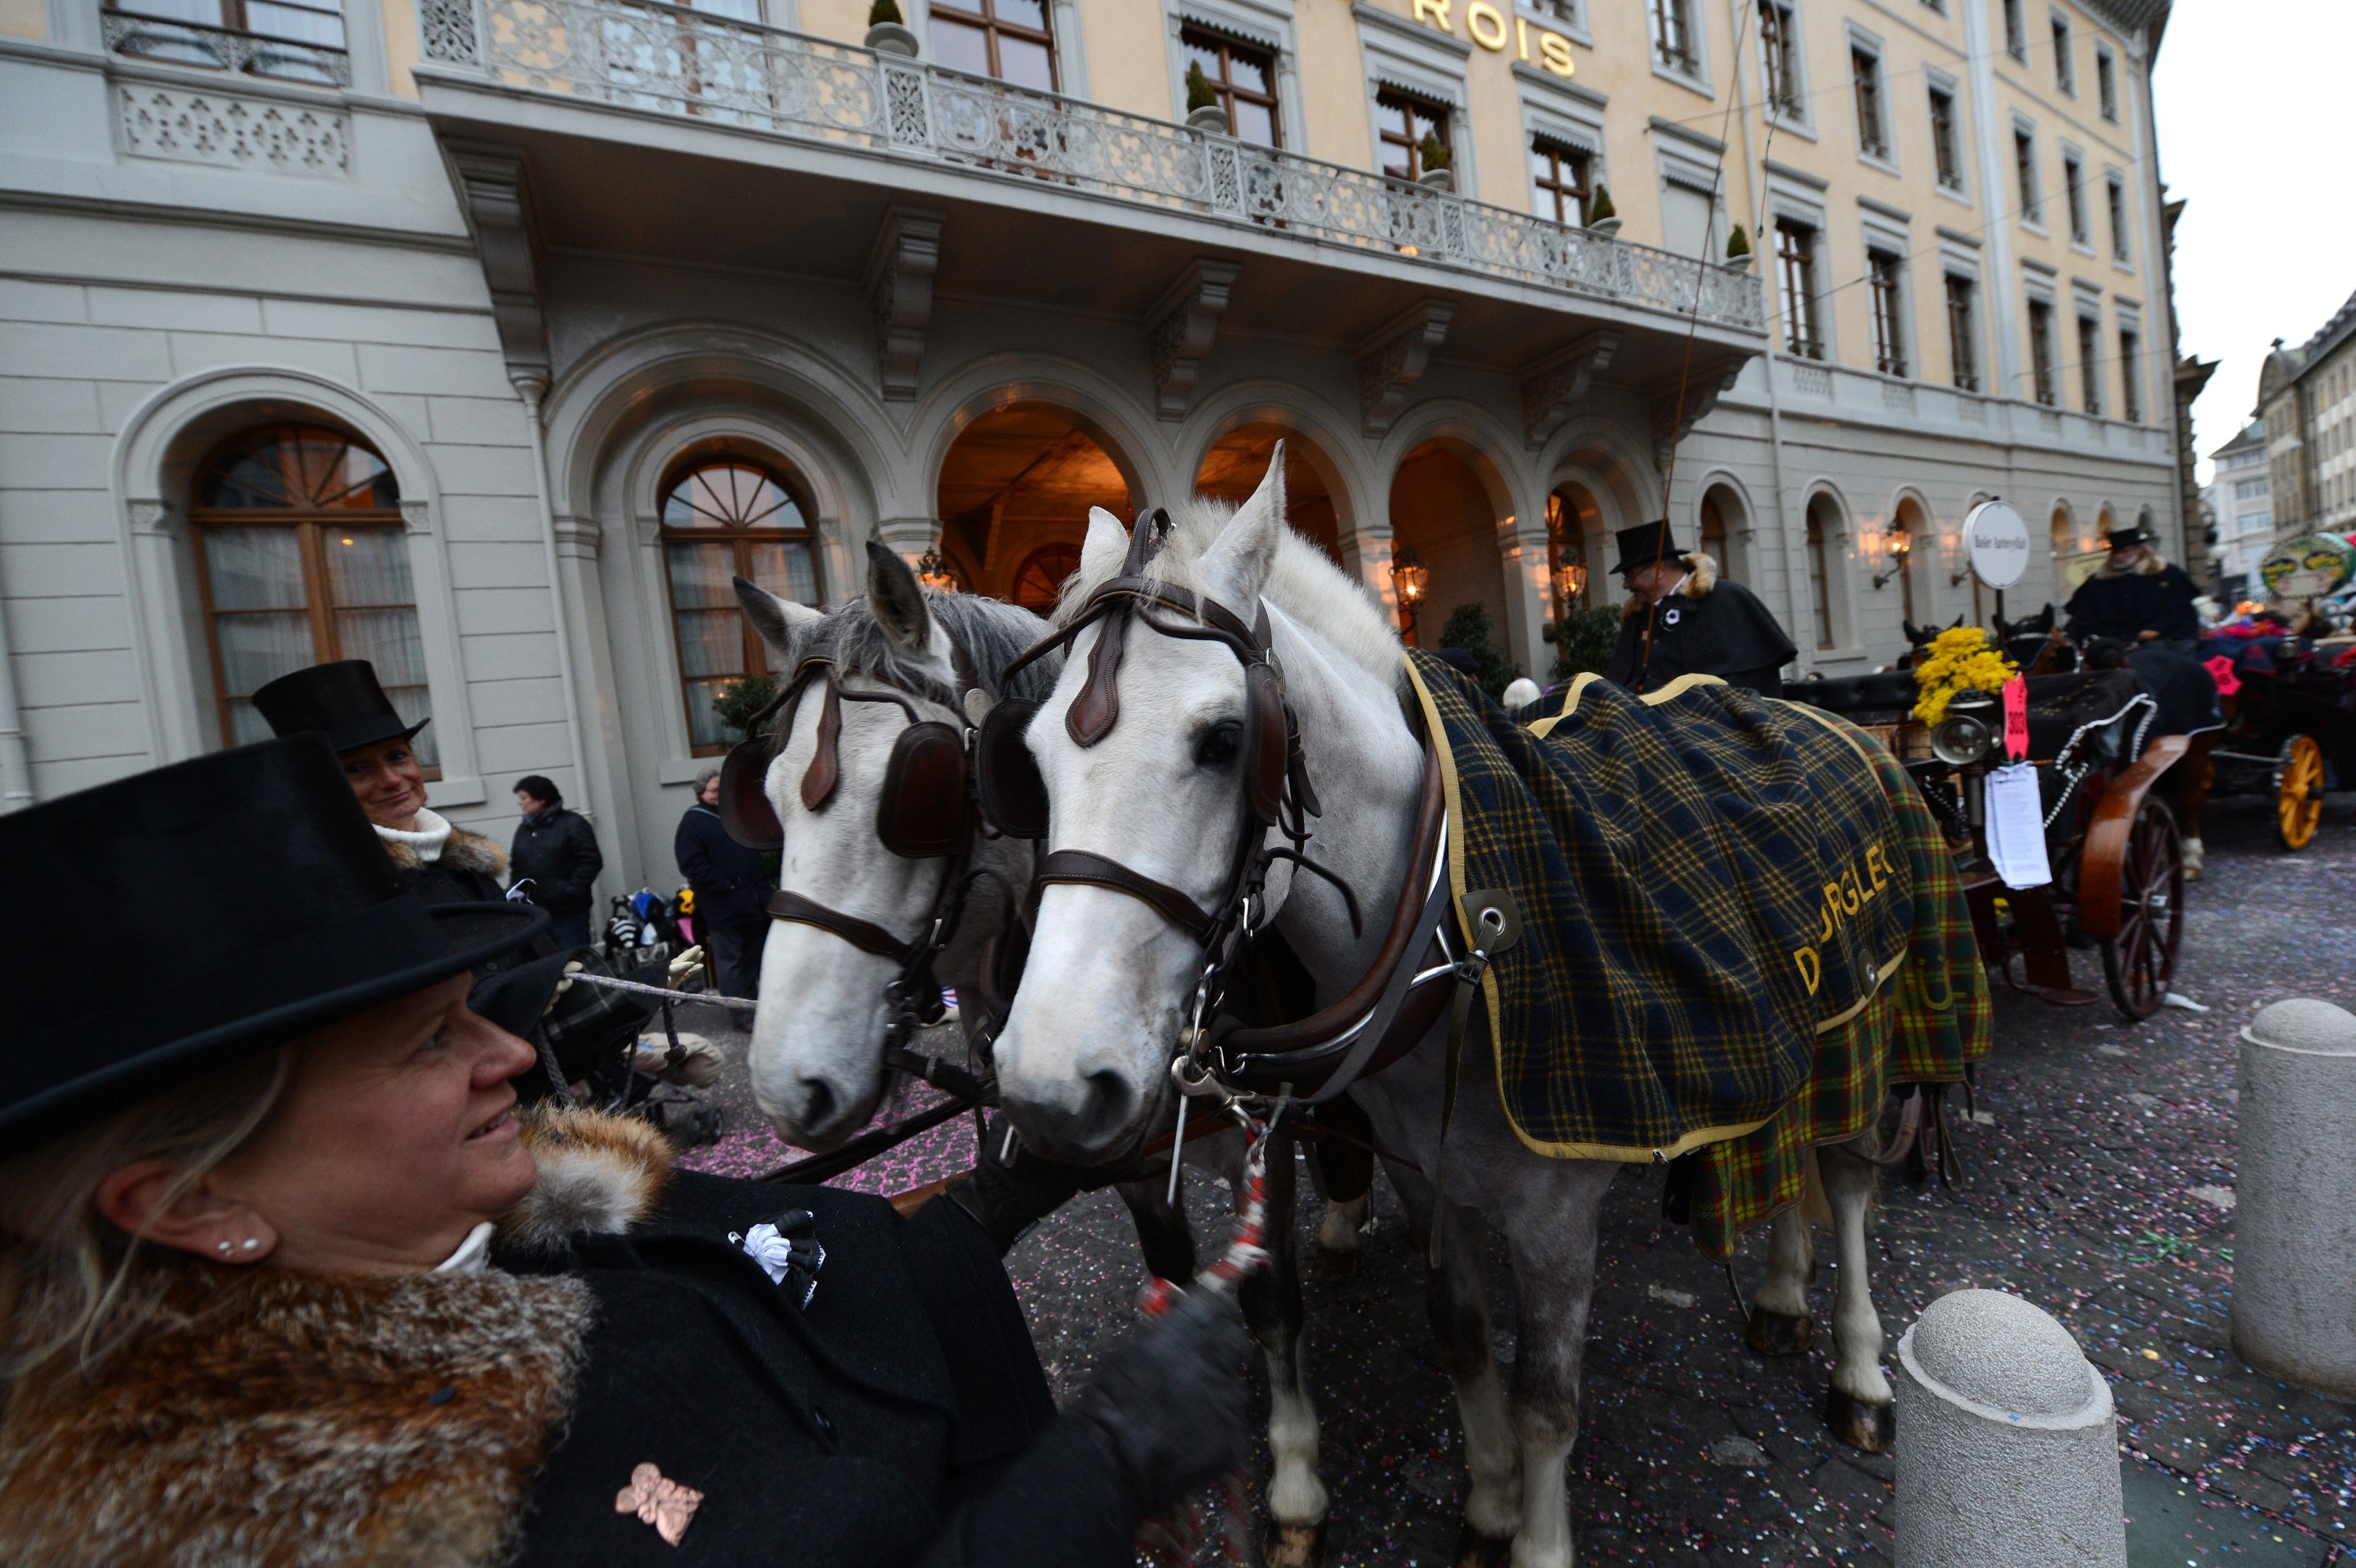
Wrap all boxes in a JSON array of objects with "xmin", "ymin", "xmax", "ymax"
[
  {"xmin": 677, "ymin": 803, "xmax": 773, "ymax": 928},
  {"xmin": 2064, "ymin": 562, "xmax": 2201, "ymax": 644},
  {"xmin": 1606, "ymin": 573, "xmax": 1798, "ymax": 698},
  {"xmin": 512, "ymin": 805, "xmax": 604, "ymax": 917},
  {"xmin": 511, "ymin": 1173, "xmax": 1131, "ymax": 1568}
]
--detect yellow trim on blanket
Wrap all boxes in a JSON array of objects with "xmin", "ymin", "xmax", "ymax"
[{"xmin": 1406, "ymin": 655, "xmax": 1912, "ymax": 1165}]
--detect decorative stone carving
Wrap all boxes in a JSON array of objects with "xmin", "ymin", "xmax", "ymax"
[
  {"xmin": 420, "ymin": 0, "xmax": 480, "ymax": 60},
  {"xmin": 552, "ymin": 514, "xmax": 602, "ymax": 560},
  {"xmin": 1648, "ymin": 356, "xmax": 1750, "ymax": 473},
  {"xmin": 126, "ymin": 498, "xmax": 175, "ymax": 537},
  {"xmin": 401, "ymin": 499, "xmax": 433, "ymax": 537},
  {"xmin": 1355, "ymin": 298, "xmax": 1455, "ymax": 438},
  {"xmin": 1146, "ymin": 258, "xmax": 1239, "ymax": 421},
  {"xmin": 865, "ymin": 207, "xmax": 943, "ymax": 402},
  {"xmin": 447, "ymin": 146, "xmax": 551, "ymax": 385},
  {"xmin": 1519, "ymin": 328, "xmax": 1623, "ymax": 448},
  {"xmin": 115, "ymin": 85, "xmax": 350, "ymax": 177}
]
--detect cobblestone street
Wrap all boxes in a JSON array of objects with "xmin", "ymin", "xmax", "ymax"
[{"xmin": 683, "ymin": 788, "xmax": 2356, "ymax": 1565}]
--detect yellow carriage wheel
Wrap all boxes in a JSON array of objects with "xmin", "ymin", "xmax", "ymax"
[{"xmin": 2277, "ymin": 735, "xmax": 2326, "ymax": 852}]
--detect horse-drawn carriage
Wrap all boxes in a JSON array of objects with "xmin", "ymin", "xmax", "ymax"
[
  {"xmin": 2196, "ymin": 631, "xmax": 2356, "ymax": 851},
  {"xmin": 1782, "ymin": 660, "xmax": 2188, "ymax": 1023}
]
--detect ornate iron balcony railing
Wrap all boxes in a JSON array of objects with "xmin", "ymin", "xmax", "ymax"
[
  {"xmin": 420, "ymin": 0, "xmax": 1765, "ymax": 334},
  {"xmin": 105, "ymin": 10, "xmax": 353, "ymax": 86}
]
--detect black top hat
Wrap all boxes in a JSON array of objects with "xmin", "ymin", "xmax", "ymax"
[
  {"xmin": 0, "ymin": 737, "xmax": 546, "ymax": 1160},
  {"xmin": 1607, "ymin": 520, "xmax": 1687, "ymax": 579},
  {"xmin": 253, "ymin": 660, "xmax": 428, "ymax": 755},
  {"xmin": 2102, "ymin": 525, "xmax": 2155, "ymax": 551}
]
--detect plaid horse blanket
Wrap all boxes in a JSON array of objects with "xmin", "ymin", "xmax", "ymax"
[{"xmin": 1403, "ymin": 652, "xmax": 1914, "ymax": 1164}]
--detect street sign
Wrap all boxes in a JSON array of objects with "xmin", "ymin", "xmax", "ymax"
[
  {"xmin": 2257, "ymin": 533, "xmax": 2355, "ymax": 599},
  {"xmin": 1963, "ymin": 501, "xmax": 2031, "ymax": 590}
]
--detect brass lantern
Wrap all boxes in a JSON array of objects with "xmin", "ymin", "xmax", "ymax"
[{"xmin": 1391, "ymin": 544, "xmax": 1430, "ymax": 643}]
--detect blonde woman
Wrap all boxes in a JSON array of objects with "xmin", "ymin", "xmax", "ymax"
[{"xmin": 0, "ymin": 738, "xmax": 1245, "ymax": 1567}]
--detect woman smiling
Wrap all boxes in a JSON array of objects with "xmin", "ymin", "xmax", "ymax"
[{"xmin": 0, "ymin": 738, "xmax": 1245, "ymax": 1567}]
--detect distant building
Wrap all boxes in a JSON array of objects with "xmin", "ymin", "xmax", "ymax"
[
  {"xmin": 2203, "ymin": 420, "xmax": 2271, "ymax": 597},
  {"xmin": 2256, "ymin": 292, "xmax": 2356, "ymax": 542}
]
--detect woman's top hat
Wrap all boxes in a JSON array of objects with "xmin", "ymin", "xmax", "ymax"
[
  {"xmin": 0, "ymin": 737, "xmax": 546, "ymax": 1160},
  {"xmin": 253, "ymin": 660, "xmax": 428, "ymax": 755},
  {"xmin": 1607, "ymin": 520, "xmax": 1687, "ymax": 579}
]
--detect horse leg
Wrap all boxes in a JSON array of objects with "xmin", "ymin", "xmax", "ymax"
[
  {"xmin": 1816, "ymin": 1139, "xmax": 1895, "ymax": 1452},
  {"xmin": 1239, "ymin": 1131, "xmax": 1328, "ymax": 1568},
  {"xmin": 1309, "ymin": 1095, "xmax": 1376, "ymax": 1277},
  {"xmin": 1745, "ymin": 1206, "xmax": 1815, "ymax": 1356},
  {"xmin": 2176, "ymin": 733, "xmax": 2215, "ymax": 880},
  {"xmin": 1113, "ymin": 1178, "xmax": 1196, "ymax": 1286},
  {"xmin": 1497, "ymin": 1162, "xmax": 1613, "ymax": 1568},
  {"xmin": 1385, "ymin": 1159, "xmax": 1520, "ymax": 1566}
]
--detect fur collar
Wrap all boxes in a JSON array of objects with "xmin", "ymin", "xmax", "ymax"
[
  {"xmin": 0, "ymin": 1110, "xmax": 671, "ymax": 1568},
  {"xmin": 1620, "ymin": 551, "xmax": 1720, "ymax": 620},
  {"xmin": 381, "ymin": 825, "xmax": 507, "ymax": 877}
]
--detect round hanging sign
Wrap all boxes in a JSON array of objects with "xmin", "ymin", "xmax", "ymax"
[
  {"xmin": 1962, "ymin": 501, "xmax": 2032, "ymax": 590},
  {"xmin": 2257, "ymin": 532, "xmax": 2356, "ymax": 599}
]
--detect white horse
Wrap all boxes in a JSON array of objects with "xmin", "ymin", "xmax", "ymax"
[{"xmin": 989, "ymin": 452, "xmax": 1897, "ymax": 1567}]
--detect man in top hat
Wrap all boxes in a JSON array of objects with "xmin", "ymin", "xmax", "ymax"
[
  {"xmin": 2063, "ymin": 523, "xmax": 2201, "ymax": 651},
  {"xmin": 1604, "ymin": 520, "xmax": 1796, "ymax": 698}
]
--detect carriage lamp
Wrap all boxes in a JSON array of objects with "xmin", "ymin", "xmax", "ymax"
[
  {"xmin": 1872, "ymin": 528, "xmax": 1914, "ymax": 590},
  {"xmin": 1930, "ymin": 689, "xmax": 1998, "ymax": 768},
  {"xmin": 1392, "ymin": 545, "xmax": 1430, "ymax": 640},
  {"xmin": 915, "ymin": 548, "xmax": 962, "ymax": 592}
]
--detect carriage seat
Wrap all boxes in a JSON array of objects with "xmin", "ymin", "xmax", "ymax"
[{"xmin": 1777, "ymin": 670, "xmax": 1917, "ymax": 723}]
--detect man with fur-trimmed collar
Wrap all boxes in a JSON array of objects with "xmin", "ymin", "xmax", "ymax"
[
  {"xmin": 1604, "ymin": 521, "xmax": 1797, "ymax": 698},
  {"xmin": 2063, "ymin": 524, "xmax": 2201, "ymax": 650}
]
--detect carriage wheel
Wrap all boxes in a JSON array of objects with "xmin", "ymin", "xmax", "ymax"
[
  {"xmin": 2098, "ymin": 797, "xmax": 2182, "ymax": 1023},
  {"xmin": 2276, "ymin": 735, "xmax": 2327, "ymax": 852}
]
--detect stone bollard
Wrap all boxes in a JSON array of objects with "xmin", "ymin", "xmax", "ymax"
[
  {"xmin": 1894, "ymin": 1289, "xmax": 2124, "ymax": 1568},
  {"xmin": 2231, "ymin": 997, "xmax": 2356, "ymax": 1397}
]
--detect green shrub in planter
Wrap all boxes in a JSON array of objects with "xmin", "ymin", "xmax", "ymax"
[
  {"xmin": 711, "ymin": 673, "xmax": 780, "ymax": 741},
  {"xmin": 1727, "ymin": 223, "xmax": 1752, "ymax": 259},
  {"xmin": 1589, "ymin": 184, "xmax": 1616, "ymax": 222},
  {"xmin": 1436, "ymin": 603, "xmax": 1522, "ymax": 701},
  {"xmin": 1418, "ymin": 132, "xmax": 1451, "ymax": 173},
  {"xmin": 1185, "ymin": 60, "xmax": 1218, "ymax": 112},
  {"xmin": 1550, "ymin": 606, "xmax": 1620, "ymax": 683}
]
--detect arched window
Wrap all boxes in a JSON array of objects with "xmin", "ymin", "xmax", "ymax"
[
  {"xmin": 1805, "ymin": 495, "xmax": 1838, "ymax": 651},
  {"xmin": 660, "ymin": 457, "xmax": 822, "ymax": 753},
  {"xmin": 1891, "ymin": 497, "xmax": 1926, "ymax": 624},
  {"xmin": 1545, "ymin": 486, "xmax": 1595, "ymax": 621},
  {"xmin": 188, "ymin": 423, "xmax": 429, "ymax": 762},
  {"xmin": 1699, "ymin": 491, "xmax": 1727, "ymax": 569},
  {"xmin": 1010, "ymin": 543, "xmax": 1081, "ymax": 614}
]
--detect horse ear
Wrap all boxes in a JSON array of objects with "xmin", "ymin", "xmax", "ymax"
[
  {"xmin": 866, "ymin": 539, "xmax": 931, "ymax": 651},
  {"xmin": 1199, "ymin": 441, "xmax": 1287, "ymax": 606},
  {"xmin": 736, "ymin": 576, "xmax": 823, "ymax": 655},
  {"xmin": 1078, "ymin": 506, "xmax": 1127, "ymax": 590}
]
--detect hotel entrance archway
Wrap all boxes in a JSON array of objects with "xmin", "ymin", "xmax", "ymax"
[{"xmin": 934, "ymin": 404, "xmax": 1135, "ymax": 606}]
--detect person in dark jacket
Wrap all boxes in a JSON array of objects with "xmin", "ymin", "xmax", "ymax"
[
  {"xmin": 0, "ymin": 737, "xmax": 1249, "ymax": 1568},
  {"xmin": 512, "ymin": 774, "xmax": 604, "ymax": 948},
  {"xmin": 678, "ymin": 767, "xmax": 773, "ymax": 1029},
  {"xmin": 1604, "ymin": 520, "xmax": 1798, "ymax": 697},
  {"xmin": 2062, "ymin": 523, "xmax": 2201, "ymax": 650}
]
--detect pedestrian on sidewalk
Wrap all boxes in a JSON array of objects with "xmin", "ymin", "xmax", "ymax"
[
  {"xmin": 677, "ymin": 766, "xmax": 773, "ymax": 1029},
  {"xmin": 509, "ymin": 774, "xmax": 602, "ymax": 949}
]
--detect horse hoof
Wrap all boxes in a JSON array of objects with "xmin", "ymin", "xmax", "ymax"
[
  {"xmin": 1826, "ymin": 1388, "xmax": 1895, "ymax": 1453},
  {"xmin": 1452, "ymin": 1522, "xmax": 1515, "ymax": 1568},
  {"xmin": 1313, "ymin": 1246, "xmax": 1360, "ymax": 1283},
  {"xmin": 1744, "ymin": 1307, "xmax": 1813, "ymax": 1357},
  {"xmin": 1266, "ymin": 1521, "xmax": 1326, "ymax": 1568}
]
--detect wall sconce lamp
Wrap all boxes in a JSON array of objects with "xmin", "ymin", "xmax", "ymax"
[
  {"xmin": 915, "ymin": 547, "xmax": 962, "ymax": 593},
  {"xmin": 1871, "ymin": 527, "xmax": 1914, "ymax": 590},
  {"xmin": 1391, "ymin": 543, "xmax": 1430, "ymax": 640},
  {"xmin": 1551, "ymin": 562, "xmax": 1586, "ymax": 603}
]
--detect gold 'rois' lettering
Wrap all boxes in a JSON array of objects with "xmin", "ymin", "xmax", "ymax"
[
  {"xmin": 1412, "ymin": 0, "xmax": 1452, "ymax": 29},
  {"xmin": 1539, "ymin": 29, "xmax": 1575, "ymax": 75},
  {"xmin": 1465, "ymin": 1, "xmax": 1509, "ymax": 49}
]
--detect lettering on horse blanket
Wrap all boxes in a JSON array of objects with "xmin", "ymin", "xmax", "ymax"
[
  {"xmin": 1404, "ymin": 652, "xmax": 1912, "ymax": 1163},
  {"xmin": 1685, "ymin": 708, "xmax": 1993, "ymax": 1259}
]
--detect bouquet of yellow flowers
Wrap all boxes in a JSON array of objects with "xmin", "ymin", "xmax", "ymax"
[{"xmin": 1911, "ymin": 625, "xmax": 2018, "ymax": 724}]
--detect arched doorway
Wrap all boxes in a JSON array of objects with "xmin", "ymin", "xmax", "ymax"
[
  {"xmin": 2050, "ymin": 501, "xmax": 2078, "ymax": 557},
  {"xmin": 1391, "ymin": 442, "xmax": 1507, "ymax": 651},
  {"xmin": 1891, "ymin": 495, "xmax": 1928, "ymax": 626},
  {"xmin": 1545, "ymin": 483, "xmax": 1603, "ymax": 623},
  {"xmin": 1010, "ymin": 542, "xmax": 1082, "ymax": 613},
  {"xmin": 1193, "ymin": 423, "xmax": 1346, "ymax": 566},
  {"xmin": 935, "ymin": 405, "xmax": 1133, "ymax": 601},
  {"xmin": 186, "ymin": 422, "xmax": 428, "ymax": 759},
  {"xmin": 1803, "ymin": 492, "xmax": 1844, "ymax": 651},
  {"xmin": 1697, "ymin": 481, "xmax": 1752, "ymax": 582}
]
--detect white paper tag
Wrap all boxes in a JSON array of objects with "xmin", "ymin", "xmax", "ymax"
[{"xmin": 1983, "ymin": 763, "xmax": 2051, "ymax": 890}]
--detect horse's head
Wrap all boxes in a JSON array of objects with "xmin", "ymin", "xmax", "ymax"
[{"xmin": 733, "ymin": 545, "xmax": 1017, "ymax": 1151}]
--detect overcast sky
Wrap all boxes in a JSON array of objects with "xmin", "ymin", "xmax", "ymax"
[{"xmin": 2151, "ymin": 0, "xmax": 2356, "ymax": 484}]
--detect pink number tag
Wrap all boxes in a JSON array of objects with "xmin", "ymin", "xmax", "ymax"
[{"xmin": 2002, "ymin": 676, "xmax": 2028, "ymax": 762}]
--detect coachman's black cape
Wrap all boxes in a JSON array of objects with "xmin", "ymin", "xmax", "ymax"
[
  {"xmin": 1606, "ymin": 564, "xmax": 1798, "ymax": 698},
  {"xmin": 2063, "ymin": 559, "xmax": 2201, "ymax": 644}
]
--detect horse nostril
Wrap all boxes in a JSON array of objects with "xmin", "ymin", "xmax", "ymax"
[
  {"xmin": 798, "ymin": 1078, "xmax": 837, "ymax": 1133},
  {"xmin": 1077, "ymin": 1069, "xmax": 1136, "ymax": 1150}
]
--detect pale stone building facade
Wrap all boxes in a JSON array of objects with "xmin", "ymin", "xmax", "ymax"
[
  {"xmin": 0, "ymin": 0, "xmax": 2184, "ymax": 899},
  {"xmin": 2257, "ymin": 290, "xmax": 2356, "ymax": 550}
]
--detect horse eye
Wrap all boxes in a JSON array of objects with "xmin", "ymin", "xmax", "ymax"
[{"xmin": 1193, "ymin": 721, "xmax": 1243, "ymax": 768}]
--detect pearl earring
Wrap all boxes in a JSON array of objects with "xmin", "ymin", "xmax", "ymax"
[
  {"xmin": 216, "ymin": 1240, "xmax": 232, "ymax": 1254},
  {"xmin": 240, "ymin": 1237, "xmax": 260, "ymax": 1252}
]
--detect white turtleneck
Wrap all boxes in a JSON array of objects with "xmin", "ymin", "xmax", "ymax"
[{"xmin": 375, "ymin": 806, "xmax": 453, "ymax": 864}]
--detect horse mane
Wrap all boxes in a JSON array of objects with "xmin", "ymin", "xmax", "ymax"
[
  {"xmin": 766, "ymin": 589, "xmax": 1063, "ymax": 735},
  {"xmin": 1057, "ymin": 495, "xmax": 1403, "ymax": 688}
]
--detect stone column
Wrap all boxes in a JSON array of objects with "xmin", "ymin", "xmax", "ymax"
[
  {"xmin": 1894, "ymin": 1288, "xmax": 2124, "ymax": 1568},
  {"xmin": 2232, "ymin": 997, "xmax": 2356, "ymax": 1398}
]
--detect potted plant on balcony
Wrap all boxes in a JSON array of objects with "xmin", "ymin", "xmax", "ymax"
[
  {"xmin": 1587, "ymin": 184, "xmax": 1620, "ymax": 237},
  {"xmin": 1417, "ymin": 132, "xmax": 1453, "ymax": 191},
  {"xmin": 1185, "ymin": 62, "xmax": 1228, "ymax": 133},
  {"xmin": 1725, "ymin": 223, "xmax": 1754, "ymax": 269},
  {"xmin": 865, "ymin": 0, "xmax": 919, "ymax": 57}
]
